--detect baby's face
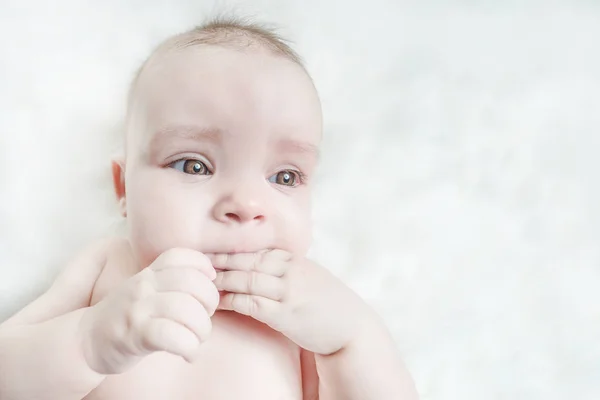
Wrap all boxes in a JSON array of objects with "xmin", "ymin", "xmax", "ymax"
[{"xmin": 118, "ymin": 46, "xmax": 322, "ymax": 268}]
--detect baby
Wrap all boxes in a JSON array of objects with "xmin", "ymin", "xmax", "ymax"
[{"xmin": 0, "ymin": 17, "xmax": 418, "ymax": 400}]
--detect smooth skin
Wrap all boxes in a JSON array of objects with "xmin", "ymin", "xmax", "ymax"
[{"xmin": 0, "ymin": 45, "xmax": 418, "ymax": 400}]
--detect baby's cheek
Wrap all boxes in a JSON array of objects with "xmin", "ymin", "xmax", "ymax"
[
  {"xmin": 128, "ymin": 213, "xmax": 202, "ymax": 269},
  {"xmin": 278, "ymin": 204, "xmax": 313, "ymax": 256},
  {"xmin": 293, "ymin": 226, "xmax": 312, "ymax": 257},
  {"xmin": 127, "ymin": 209, "xmax": 173, "ymax": 268},
  {"xmin": 126, "ymin": 184, "xmax": 202, "ymax": 268}
]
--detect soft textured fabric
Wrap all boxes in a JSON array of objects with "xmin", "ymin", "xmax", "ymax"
[{"xmin": 1, "ymin": 1, "xmax": 598, "ymax": 398}]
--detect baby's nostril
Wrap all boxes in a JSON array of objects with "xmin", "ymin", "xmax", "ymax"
[{"xmin": 225, "ymin": 213, "xmax": 241, "ymax": 222}]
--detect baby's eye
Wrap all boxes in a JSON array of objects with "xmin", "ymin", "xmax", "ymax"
[
  {"xmin": 170, "ymin": 159, "xmax": 211, "ymax": 175},
  {"xmin": 268, "ymin": 170, "xmax": 301, "ymax": 187}
]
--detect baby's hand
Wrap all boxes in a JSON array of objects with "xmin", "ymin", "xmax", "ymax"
[
  {"xmin": 208, "ymin": 250, "xmax": 376, "ymax": 355},
  {"xmin": 80, "ymin": 248, "xmax": 219, "ymax": 374}
]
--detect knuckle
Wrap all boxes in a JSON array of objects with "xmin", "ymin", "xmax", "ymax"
[
  {"xmin": 214, "ymin": 253, "xmax": 229, "ymax": 268},
  {"xmin": 191, "ymin": 266, "xmax": 209, "ymax": 283},
  {"xmin": 156, "ymin": 247, "xmax": 187, "ymax": 266},
  {"xmin": 276, "ymin": 282, "xmax": 288, "ymax": 301},
  {"xmin": 267, "ymin": 249, "xmax": 288, "ymax": 261},
  {"xmin": 161, "ymin": 266, "xmax": 193, "ymax": 288},
  {"xmin": 181, "ymin": 265, "xmax": 199, "ymax": 281},
  {"xmin": 130, "ymin": 275, "xmax": 154, "ymax": 300},
  {"xmin": 148, "ymin": 321, "xmax": 168, "ymax": 350},
  {"xmin": 102, "ymin": 311, "xmax": 125, "ymax": 343},
  {"xmin": 139, "ymin": 320, "xmax": 160, "ymax": 351},
  {"xmin": 162, "ymin": 248, "xmax": 182, "ymax": 263},
  {"xmin": 167, "ymin": 292, "xmax": 189, "ymax": 312},
  {"xmin": 199, "ymin": 315, "xmax": 212, "ymax": 341},
  {"xmin": 231, "ymin": 294, "xmax": 243, "ymax": 312},
  {"xmin": 188, "ymin": 270, "xmax": 212, "ymax": 295},
  {"xmin": 197, "ymin": 251, "xmax": 212, "ymax": 267},
  {"xmin": 126, "ymin": 300, "xmax": 144, "ymax": 325},
  {"xmin": 124, "ymin": 307, "xmax": 146, "ymax": 345},
  {"xmin": 152, "ymin": 250, "xmax": 170, "ymax": 267},
  {"xmin": 185, "ymin": 292, "xmax": 202, "ymax": 311},
  {"xmin": 211, "ymin": 271, "xmax": 223, "ymax": 288},
  {"xmin": 249, "ymin": 296, "xmax": 261, "ymax": 318},
  {"xmin": 207, "ymin": 284, "xmax": 220, "ymax": 312},
  {"xmin": 169, "ymin": 267, "xmax": 192, "ymax": 286},
  {"xmin": 188, "ymin": 294, "xmax": 209, "ymax": 319},
  {"xmin": 252, "ymin": 253, "xmax": 261, "ymax": 271},
  {"xmin": 248, "ymin": 271, "xmax": 259, "ymax": 292}
]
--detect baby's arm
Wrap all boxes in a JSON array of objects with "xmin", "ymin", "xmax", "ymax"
[
  {"xmin": 314, "ymin": 320, "xmax": 418, "ymax": 400},
  {"xmin": 0, "ymin": 238, "xmax": 114, "ymax": 400},
  {"xmin": 207, "ymin": 251, "xmax": 417, "ymax": 399}
]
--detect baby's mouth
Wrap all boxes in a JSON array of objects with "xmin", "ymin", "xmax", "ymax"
[
  {"xmin": 205, "ymin": 248, "xmax": 272, "ymax": 272},
  {"xmin": 205, "ymin": 247, "xmax": 271, "ymax": 256}
]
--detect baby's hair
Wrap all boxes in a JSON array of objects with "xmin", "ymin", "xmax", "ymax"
[
  {"xmin": 125, "ymin": 15, "xmax": 305, "ymax": 130},
  {"xmin": 175, "ymin": 15, "xmax": 303, "ymax": 65}
]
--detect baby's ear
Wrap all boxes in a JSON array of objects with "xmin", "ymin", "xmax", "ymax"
[{"xmin": 111, "ymin": 159, "xmax": 127, "ymax": 217}]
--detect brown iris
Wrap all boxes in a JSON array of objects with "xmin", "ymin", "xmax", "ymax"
[
  {"xmin": 274, "ymin": 171, "xmax": 296, "ymax": 186},
  {"xmin": 182, "ymin": 160, "xmax": 208, "ymax": 175}
]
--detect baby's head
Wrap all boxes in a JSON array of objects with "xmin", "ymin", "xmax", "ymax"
[{"xmin": 112, "ymin": 17, "xmax": 323, "ymax": 268}]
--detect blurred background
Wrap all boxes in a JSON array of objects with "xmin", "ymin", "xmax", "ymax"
[{"xmin": 1, "ymin": 0, "xmax": 599, "ymax": 398}]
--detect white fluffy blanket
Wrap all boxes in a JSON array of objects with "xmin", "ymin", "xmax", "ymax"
[{"xmin": 1, "ymin": 1, "xmax": 598, "ymax": 398}]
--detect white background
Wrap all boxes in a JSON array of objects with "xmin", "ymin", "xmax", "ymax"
[{"xmin": 1, "ymin": 1, "xmax": 599, "ymax": 398}]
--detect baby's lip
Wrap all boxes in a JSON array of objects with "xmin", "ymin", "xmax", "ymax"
[
  {"xmin": 204, "ymin": 248, "xmax": 271, "ymax": 256},
  {"xmin": 205, "ymin": 248, "xmax": 271, "ymax": 268}
]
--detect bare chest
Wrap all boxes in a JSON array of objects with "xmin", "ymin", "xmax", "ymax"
[{"xmin": 84, "ymin": 255, "xmax": 303, "ymax": 400}]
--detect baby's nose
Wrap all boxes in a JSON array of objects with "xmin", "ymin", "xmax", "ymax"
[{"xmin": 213, "ymin": 192, "xmax": 266, "ymax": 224}]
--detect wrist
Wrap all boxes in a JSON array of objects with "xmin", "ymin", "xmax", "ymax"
[
  {"xmin": 325, "ymin": 307, "xmax": 390, "ymax": 355},
  {"xmin": 322, "ymin": 316, "xmax": 391, "ymax": 361},
  {"xmin": 77, "ymin": 307, "xmax": 98, "ymax": 372},
  {"xmin": 77, "ymin": 305, "xmax": 108, "ymax": 376}
]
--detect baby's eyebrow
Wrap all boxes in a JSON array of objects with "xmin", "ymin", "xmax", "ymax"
[
  {"xmin": 274, "ymin": 138, "xmax": 320, "ymax": 159},
  {"xmin": 147, "ymin": 124, "xmax": 319, "ymax": 159},
  {"xmin": 152, "ymin": 124, "xmax": 222, "ymax": 144},
  {"xmin": 146, "ymin": 124, "xmax": 222, "ymax": 157}
]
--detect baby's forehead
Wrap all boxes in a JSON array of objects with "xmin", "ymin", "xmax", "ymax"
[
  {"xmin": 137, "ymin": 44, "xmax": 289, "ymax": 90},
  {"xmin": 127, "ymin": 51, "xmax": 321, "ymax": 155},
  {"xmin": 123, "ymin": 19, "xmax": 321, "ymax": 152},
  {"xmin": 126, "ymin": 20, "xmax": 306, "ymax": 110},
  {"xmin": 136, "ymin": 46, "xmax": 318, "ymax": 117}
]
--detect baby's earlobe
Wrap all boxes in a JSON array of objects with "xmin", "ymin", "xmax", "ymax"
[
  {"xmin": 119, "ymin": 197, "xmax": 127, "ymax": 217},
  {"xmin": 111, "ymin": 159, "xmax": 127, "ymax": 201}
]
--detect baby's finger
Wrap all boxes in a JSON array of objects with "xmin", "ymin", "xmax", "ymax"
[
  {"xmin": 261, "ymin": 249, "xmax": 293, "ymax": 263},
  {"xmin": 207, "ymin": 253, "xmax": 260, "ymax": 272},
  {"xmin": 151, "ymin": 248, "xmax": 216, "ymax": 280},
  {"xmin": 153, "ymin": 267, "xmax": 220, "ymax": 315},
  {"xmin": 147, "ymin": 292, "xmax": 212, "ymax": 344},
  {"xmin": 207, "ymin": 252, "xmax": 288, "ymax": 276},
  {"xmin": 256, "ymin": 252, "xmax": 290, "ymax": 277},
  {"xmin": 214, "ymin": 271, "xmax": 285, "ymax": 301},
  {"xmin": 218, "ymin": 293, "xmax": 279, "ymax": 326},
  {"xmin": 138, "ymin": 318, "xmax": 201, "ymax": 363}
]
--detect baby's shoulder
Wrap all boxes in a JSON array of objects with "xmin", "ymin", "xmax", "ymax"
[
  {"xmin": 51, "ymin": 237, "xmax": 125, "ymax": 291},
  {"xmin": 102, "ymin": 236, "xmax": 135, "ymax": 267},
  {"xmin": 0, "ymin": 237, "xmax": 128, "ymax": 327},
  {"xmin": 89, "ymin": 237, "xmax": 137, "ymax": 305}
]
